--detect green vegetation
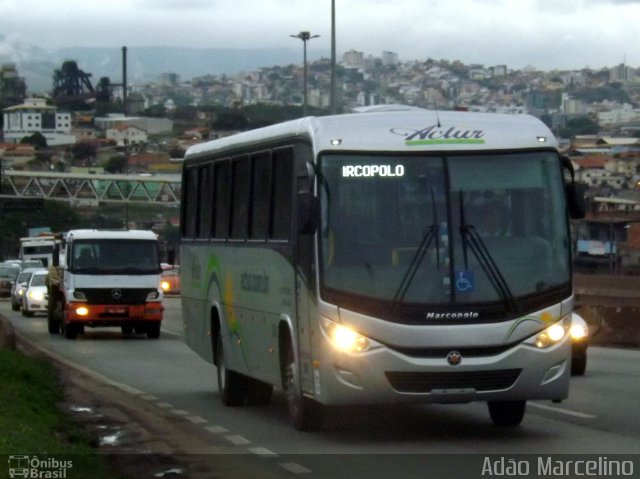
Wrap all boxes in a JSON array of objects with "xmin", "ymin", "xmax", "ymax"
[{"xmin": 0, "ymin": 348, "xmax": 120, "ymax": 478}]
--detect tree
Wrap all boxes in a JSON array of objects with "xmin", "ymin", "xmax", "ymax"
[
  {"xmin": 71, "ymin": 142, "xmax": 97, "ymax": 163},
  {"xmin": 20, "ymin": 132, "xmax": 48, "ymax": 150},
  {"xmin": 103, "ymin": 155, "xmax": 127, "ymax": 173}
]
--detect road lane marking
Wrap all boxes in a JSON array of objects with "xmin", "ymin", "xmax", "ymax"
[
  {"xmin": 225, "ymin": 434, "xmax": 251, "ymax": 446},
  {"xmin": 170, "ymin": 409, "xmax": 190, "ymax": 416},
  {"xmin": 529, "ymin": 402, "xmax": 596, "ymax": 418},
  {"xmin": 279, "ymin": 463, "xmax": 312, "ymax": 474},
  {"xmin": 187, "ymin": 415, "xmax": 208, "ymax": 424},
  {"xmin": 205, "ymin": 425, "xmax": 229, "ymax": 434},
  {"xmin": 248, "ymin": 447, "xmax": 278, "ymax": 457}
]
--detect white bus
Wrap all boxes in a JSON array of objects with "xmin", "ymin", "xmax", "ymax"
[{"xmin": 180, "ymin": 107, "xmax": 585, "ymax": 430}]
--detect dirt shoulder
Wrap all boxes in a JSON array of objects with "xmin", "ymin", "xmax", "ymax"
[{"xmin": 6, "ymin": 327, "xmax": 288, "ymax": 479}]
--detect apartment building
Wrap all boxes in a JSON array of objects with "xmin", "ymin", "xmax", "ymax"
[{"xmin": 2, "ymin": 97, "xmax": 76, "ymax": 146}]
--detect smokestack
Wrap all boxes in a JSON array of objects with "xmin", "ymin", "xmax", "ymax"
[{"xmin": 122, "ymin": 46, "xmax": 128, "ymax": 115}]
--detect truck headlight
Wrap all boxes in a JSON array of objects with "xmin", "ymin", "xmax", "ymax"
[
  {"xmin": 146, "ymin": 291, "xmax": 160, "ymax": 301},
  {"xmin": 320, "ymin": 318, "xmax": 377, "ymax": 353},
  {"xmin": 526, "ymin": 316, "xmax": 570, "ymax": 349},
  {"xmin": 73, "ymin": 291, "xmax": 87, "ymax": 300}
]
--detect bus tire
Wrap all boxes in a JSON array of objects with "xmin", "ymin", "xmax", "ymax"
[
  {"xmin": 488, "ymin": 400, "xmax": 526, "ymax": 427},
  {"xmin": 215, "ymin": 334, "xmax": 246, "ymax": 406},
  {"xmin": 283, "ymin": 342, "xmax": 324, "ymax": 431},
  {"xmin": 121, "ymin": 324, "xmax": 134, "ymax": 336},
  {"xmin": 246, "ymin": 377, "xmax": 273, "ymax": 406}
]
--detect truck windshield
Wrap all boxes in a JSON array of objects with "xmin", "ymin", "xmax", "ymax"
[
  {"xmin": 319, "ymin": 151, "xmax": 571, "ymax": 323},
  {"xmin": 70, "ymin": 240, "xmax": 160, "ymax": 275}
]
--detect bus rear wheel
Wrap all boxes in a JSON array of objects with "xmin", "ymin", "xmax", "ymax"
[
  {"xmin": 488, "ymin": 400, "xmax": 526, "ymax": 426},
  {"xmin": 283, "ymin": 342, "xmax": 324, "ymax": 431},
  {"xmin": 215, "ymin": 334, "xmax": 246, "ymax": 406}
]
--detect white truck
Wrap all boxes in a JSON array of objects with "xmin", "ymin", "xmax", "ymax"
[
  {"xmin": 19, "ymin": 234, "xmax": 63, "ymax": 267},
  {"xmin": 47, "ymin": 229, "xmax": 164, "ymax": 339}
]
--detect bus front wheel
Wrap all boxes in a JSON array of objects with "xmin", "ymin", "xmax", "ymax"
[
  {"xmin": 215, "ymin": 334, "xmax": 246, "ymax": 406},
  {"xmin": 488, "ymin": 400, "xmax": 526, "ymax": 426},
  {"xmin": 283, "ymin": 343, "xmax": 324, "ymax": 431}
]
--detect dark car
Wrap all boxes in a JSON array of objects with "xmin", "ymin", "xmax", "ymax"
[{"xmin": 0, "ymin": 263, "xmax": 21, "ymax": 298}]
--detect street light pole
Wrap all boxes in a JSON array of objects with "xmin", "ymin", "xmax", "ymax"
[
  {"xmin": 331, "ymin": 0, "xmax": 337, "ymax": 114},
  {"xmin": 290, "ymin": 31, "xmax": 320, "ymax": 117}
]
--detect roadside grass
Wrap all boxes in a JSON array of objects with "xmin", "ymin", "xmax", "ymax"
[{"xmin": 0, "ymin": 348, "xmax": 124, "ymax": 479}]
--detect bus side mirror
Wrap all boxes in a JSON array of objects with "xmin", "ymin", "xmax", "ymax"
[
  {"xmin": 561, "ymin": 155, "xmax": 586, "ymax": 219},
  {"xmin": 567, "ymin": 181, "xmax": 586, "ymax": 220}
]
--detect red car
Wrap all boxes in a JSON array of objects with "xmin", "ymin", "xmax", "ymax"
[{"xmin": 160, "ymin": 266, "xmax": 180, "ymax": 295}]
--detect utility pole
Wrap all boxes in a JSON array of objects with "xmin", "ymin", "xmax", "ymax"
[{"xmin": 290, "ymin": 31, "xmax": 320, "ymax": 117}]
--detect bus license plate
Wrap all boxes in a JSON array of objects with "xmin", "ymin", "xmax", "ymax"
[{"xmin": 107, "ymin": 306, "xmax": 127, "ymax": 314}]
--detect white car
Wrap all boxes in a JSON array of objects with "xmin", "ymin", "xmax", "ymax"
[
  {"xmin": 21, "ymin": 269, "xmax": 49, "ymax": 317},
  {"xmin": 571, "ymin": 312, "xmax": 589, "ymax": 376},
  {"xmin": 10, "ymin": 268, "xmax": 37, "ymax": 311}
]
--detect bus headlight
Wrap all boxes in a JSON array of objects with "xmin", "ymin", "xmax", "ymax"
[
  {"xmin": 160, "ymin": 281, "xmax": 170, "ymax": 291},
  {"xmin": 527, "ymin": 319, "xmax": 569, "ymax": 349},
  {"xmin": 75, "ymin": 306, "xmax": 89, "ymax": 316},
  {"xmin": 320, "ymin": 318, "xmax": 374, "ymax": 353},
  {"xmin": 73, "ymin": 291, "xmax": 87, "ymax": 300}
]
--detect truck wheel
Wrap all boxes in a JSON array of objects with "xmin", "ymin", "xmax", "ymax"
[
  {"xmin": 11, "ymin": 300, "xmax": 20, "ymax": 311},
  {"xmin": 571, "ymin": 356, "xmax": 587, "ymax": 376},
  {"xmin": 146, "ymin": 322, "xmax": 161, "ymax": 339},
  {"xmin": 121, "ymin": 324, "xmax": 134, "ymax": 336},
  {"xmin": 47, "ymin": 314, "xmax": 60, "ymax": 334},
  {"xmin": 282, "ymin": 340, "xmax": 324, "ymax": 431},
  {"xmin": 62, "ymin": 321, "xmax": 78, "ymax": 340},
  {"xmin": 216, "ymin": 334, "xmax": 246, "ymax": 406},
  {"xmin": 488, "ymin": 400, "xmax": 526, "ymax": 427}
]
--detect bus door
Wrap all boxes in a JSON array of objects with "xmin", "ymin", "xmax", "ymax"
[{"xmin": 294, "ymin": 146, "xmax": 317, "ymax": 395}]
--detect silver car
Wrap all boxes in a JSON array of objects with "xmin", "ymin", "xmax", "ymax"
[
  {"xmin": 11, "ymin": 268, "xmax": 37, "ymax": 311},
  {"xmin": 21, "ymin": 269, "xmax": 49, "ymax": 317}
]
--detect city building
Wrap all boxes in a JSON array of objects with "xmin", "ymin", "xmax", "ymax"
[{"xmin": 2, "ymin": 97, "xmax": 75, "ymax": 146}]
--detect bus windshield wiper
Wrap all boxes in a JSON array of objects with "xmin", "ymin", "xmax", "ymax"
[
  {"xmin": 390, "ymin": 188, "xmax": 440, "ymax": 311},
  {"xmin": 458, "ymin": 191, "xmax": 517, "ymax": 312}
]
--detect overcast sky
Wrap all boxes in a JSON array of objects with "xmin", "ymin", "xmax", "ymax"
[{"xmin": 1, "ymin": 0, "xmax": 639, "ymax": 71}]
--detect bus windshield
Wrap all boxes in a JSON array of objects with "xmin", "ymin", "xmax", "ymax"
[{"xmin": 319, "ymin": 151, "xmax": 571, "ymax": 323}]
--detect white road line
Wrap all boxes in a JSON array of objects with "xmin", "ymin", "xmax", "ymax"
[
  {"xmin": 225, "ymin": 435, "xmax": 251, "ymax": 446},
  {"xmin": 279, "ymin": 463, "xmax": 312, "ymax": 474},
  {"xmin": 205, "ymin": 425, "xmax": 229, "ymax": 434},
  {"xmin": 170, "ymin": 409, "xmax": 190, "ymax": 416},
  {"xmin": 530, "ymin": 402, "xmax": 596, "ymax": 418},
  {"xmin": 248, "ymin": 447, "xmax": 279, "ymax": 457},
  {"xmin": 186, "ymin": 415, "xmax": 208, "ymax": 424}
]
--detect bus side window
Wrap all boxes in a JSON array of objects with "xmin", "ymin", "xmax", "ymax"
[{"xmin": 271, "ymin": 148, "xmax": 294, "ymax": 241}]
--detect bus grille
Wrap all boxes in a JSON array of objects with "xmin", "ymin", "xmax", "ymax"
[
  {"xmin": 385, "ymin": 369, "xmax": 521, "ymax": 393},
  {"xmin": 76, "ymin": 288, "xmax": 155, "ymax": 305}
]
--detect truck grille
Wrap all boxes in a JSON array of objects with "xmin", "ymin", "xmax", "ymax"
[
  {"xmin": 76, "ymin": 288, "xmax": 156, "ymax": 305},
  {"xmin": 385, "ymin": 369, "xmax": 521, "ymax": 393}
]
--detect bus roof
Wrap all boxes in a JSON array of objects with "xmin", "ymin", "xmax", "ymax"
[
  {"xmin": 66, "ymin": 229, "xmax": 158, "ymax": 241},
  {"xmin": 185, "ymin": 108, "xmax": 557, "ymax": 161}
]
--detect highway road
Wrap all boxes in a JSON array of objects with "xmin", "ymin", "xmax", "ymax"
[{"xmin": 2, "ymin": 297, "xmax": 639, "ymax": 478}]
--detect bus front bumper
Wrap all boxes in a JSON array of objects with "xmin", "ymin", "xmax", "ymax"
[{"xmin": 310, "ymin": 335, "xmax": 571, "ymax": 406}]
